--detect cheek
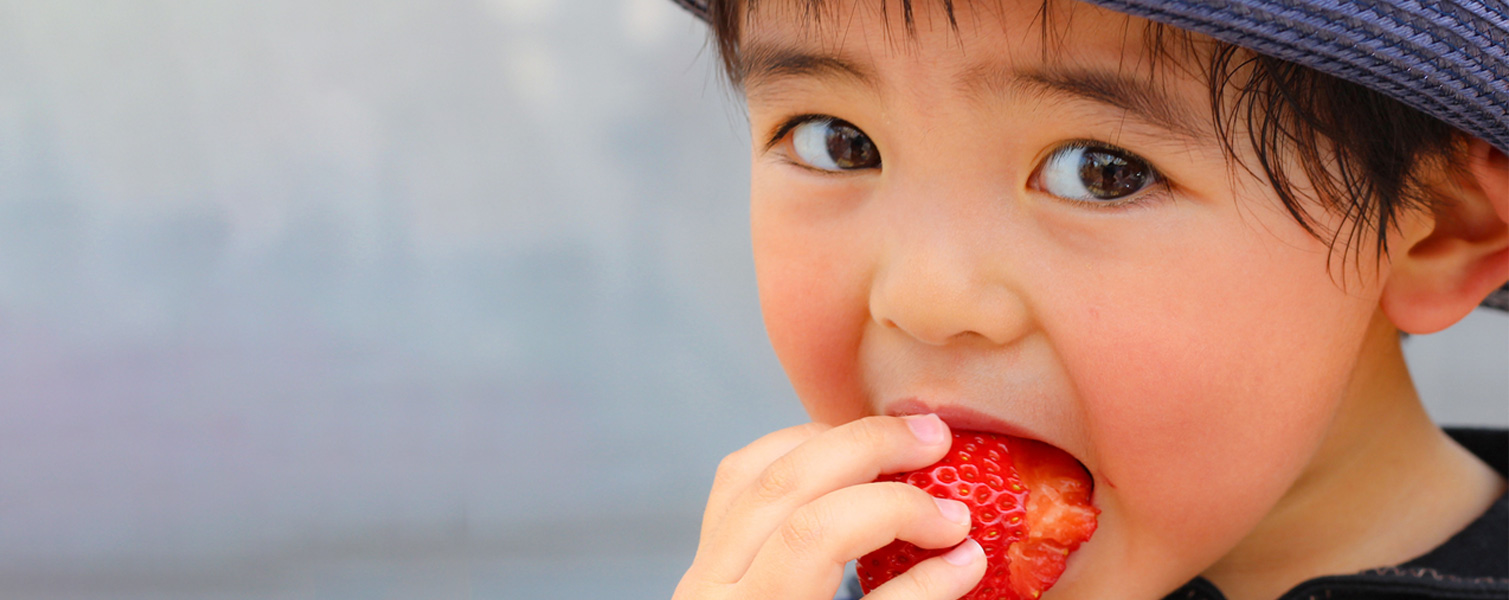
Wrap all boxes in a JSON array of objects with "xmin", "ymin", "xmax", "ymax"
[
  {"xmin": 1049, "ymin": 210, "xmax": 1380, "ymax": 556},
  {"xmin": 751, "ymin": 184, "xmax": 872, "ymax": 425}
]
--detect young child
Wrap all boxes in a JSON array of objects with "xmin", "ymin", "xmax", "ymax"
[{"xmin": 667, "ymin": 1, "xmax": 1509, "ymax": 599}]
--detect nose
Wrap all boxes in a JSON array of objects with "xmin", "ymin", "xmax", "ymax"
[{"xmin": 868, "ymin": 228, "xmax": 1034, "ymax": 347}]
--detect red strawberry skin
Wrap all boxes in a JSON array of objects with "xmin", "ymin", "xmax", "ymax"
[{"xmin": 857, "ymin": 431, "xmax": 1098, "ymax": 600}]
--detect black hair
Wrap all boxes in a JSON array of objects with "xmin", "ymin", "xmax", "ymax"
[{"xmin": 703, "ymin": 0, "xmax": 1468, "ymax": 268}]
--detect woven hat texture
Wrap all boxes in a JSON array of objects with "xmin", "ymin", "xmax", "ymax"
[{"xmin": 669, "ymin": 0, "xmax": 1509, "ymax": 311}]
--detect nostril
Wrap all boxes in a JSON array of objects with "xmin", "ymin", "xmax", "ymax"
[{"xmin": 946, "ymin": 330, "xmax": 990, "ymax": 344}]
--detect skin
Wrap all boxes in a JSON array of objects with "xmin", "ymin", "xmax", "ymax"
[{"xmin": 673, "ymin": 1, "xmax": 1509, "ymax": 599}]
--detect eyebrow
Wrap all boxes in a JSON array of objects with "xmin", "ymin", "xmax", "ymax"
[
  {"xmin": 740, "ymin": 44, "xmax": 1206, "ymax": 141},
  {"xmin": 741, "ymin": 44, "xmax": 881, "ymax": 94}
]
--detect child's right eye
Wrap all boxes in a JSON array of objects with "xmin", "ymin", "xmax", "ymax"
[{"xmin": 784, "ymin": 116, "xmax": 881, "ymax": 172}]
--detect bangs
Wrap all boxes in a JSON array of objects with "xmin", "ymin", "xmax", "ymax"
[{"xmin": 709, "ymin": 0, "xmax": 1208, "ymax": 86}]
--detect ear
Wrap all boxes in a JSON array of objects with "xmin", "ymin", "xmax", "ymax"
[{"xmin": 1381, "ymin": 137, "xmax": 1509, "ymax": 334}]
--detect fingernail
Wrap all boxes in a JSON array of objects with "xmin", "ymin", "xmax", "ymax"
[
  {"xmin": 942, "ymin": 538, "xmax": 983, "ymax": 566},
  {"xmin": 905, "ymin": 414, "xmax": 947, "ymax": 445},
  {"xmin": 935, "ymin": 498, "xmax": 971, "ymax": 525}
]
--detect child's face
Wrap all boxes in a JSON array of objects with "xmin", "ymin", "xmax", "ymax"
[{"xmin": 743, "ymin": 0, "xmax": 1402, "ymax": 596}]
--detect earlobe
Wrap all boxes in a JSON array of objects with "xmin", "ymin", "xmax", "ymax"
[{"xmin": 1381, "ymin": 138, "xmax": 1509, "ymax": 334}]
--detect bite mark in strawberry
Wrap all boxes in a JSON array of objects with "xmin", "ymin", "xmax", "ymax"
[{"xmin": 857, "ymin": 430, "xmax": 1098, "ymax": 600}]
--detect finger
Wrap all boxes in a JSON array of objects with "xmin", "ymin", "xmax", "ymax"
[
  {"xmin": 738, "ymin": 481, "xmax": 973, "ymax": 598},
  {"xmin": 699, "ymin": 414, "xmax": 953, "ymax": 581},
  {"xmin": 684, "ymin": 422, "xmax": 829, "ymax": 591},
  {"xmin": 700, "ymin": 422, "xmax": 830, "ymax": 545},
  {"xmin": 862, "ymin": 538, "xmax": 987, "ymax": 600}
]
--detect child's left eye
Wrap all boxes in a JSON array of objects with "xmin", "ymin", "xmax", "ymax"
[{"xmin": 1034, "ymin": 142, "xmax": 1161, "ymax": 204}]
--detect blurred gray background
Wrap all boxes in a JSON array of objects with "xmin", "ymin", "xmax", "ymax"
[{"xmin": 0, "ymin": 1, "xmax": 1501, "ymax": 599}]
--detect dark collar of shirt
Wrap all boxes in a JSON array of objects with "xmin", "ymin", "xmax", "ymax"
[{"xmin": 1165, "ymin": 427, "xmax": 1509, "ymax": 600}]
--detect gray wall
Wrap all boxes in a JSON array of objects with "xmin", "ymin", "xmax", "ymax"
[{"xmin": 0, "ymin": 1, "xmax": 1501, "ymax": 599}]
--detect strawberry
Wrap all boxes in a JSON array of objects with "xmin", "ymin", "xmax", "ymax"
[{"xmin": 857, "ymin": 430, "xmax": 1098, "ymax": 600}]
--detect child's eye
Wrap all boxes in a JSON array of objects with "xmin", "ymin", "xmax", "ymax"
[
  {"xmin": 787, "ymin": 117, "xmax": 881, "ymax": 172},
  {"xmin": 1034, "ymin": 142, "xmax": 1161, "ymax": 203}
]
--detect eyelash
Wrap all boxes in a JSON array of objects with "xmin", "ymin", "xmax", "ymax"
[{"xmin": 762, "ymin": 115, "xmax": 1173, "ymax": 209}]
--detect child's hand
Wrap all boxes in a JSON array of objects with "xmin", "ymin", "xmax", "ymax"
[{"xmin": 673, "ymin": 415, "xmax": 987, "ymax": 600}]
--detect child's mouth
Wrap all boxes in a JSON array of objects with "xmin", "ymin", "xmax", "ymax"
[
  {"xmin": 858, "ymin": 425, "xmax": 1099, "ymax": 600},
  {"xmin": 883, "ymin": 399, "xmax": 1091, "ymax": 479}
]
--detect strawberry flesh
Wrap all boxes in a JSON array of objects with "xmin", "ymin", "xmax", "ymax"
[{"xmin": 857, "ymin": 430, "xmax": 1098, "ymax": 600}]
